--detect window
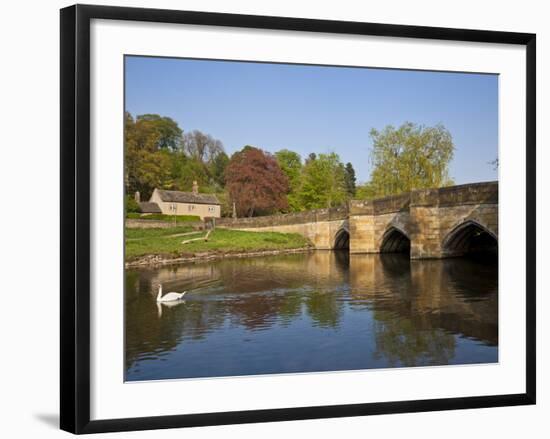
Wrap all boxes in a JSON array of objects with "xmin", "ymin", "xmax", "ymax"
[{"xmin": 188, "ymin": 205, "xmax": 195, "ymax": 211}]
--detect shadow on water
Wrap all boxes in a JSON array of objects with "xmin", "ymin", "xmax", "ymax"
[{"xmin": 125, "ymin": 250, "xmax": 498, "ymax": 380}]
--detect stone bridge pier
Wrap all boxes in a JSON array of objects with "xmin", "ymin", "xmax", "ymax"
[{"xmin": 217, "ymin": 181, "xmax": 498, "ymax": 259}]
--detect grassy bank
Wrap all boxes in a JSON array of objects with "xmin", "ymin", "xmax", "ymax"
[
  {"xmin": 125, "ymin": 227, "xmax": 312, "ymax": 262},
  {"xmin": 126, "ymin": 226, "xmax": 195, "ymax": 240},
  {"xmin": 126, "ymin": 213, "xmax": 200, "ymax": 222}
]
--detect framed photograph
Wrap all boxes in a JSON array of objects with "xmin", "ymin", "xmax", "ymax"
[{"xmin": 60, "ymin": 4, "xmax": 536, "ymax": 434}]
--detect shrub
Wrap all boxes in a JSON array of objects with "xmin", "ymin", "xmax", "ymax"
[{"xmin": 125, "ymin": 195, "xmax": 140, "ymax": 213}]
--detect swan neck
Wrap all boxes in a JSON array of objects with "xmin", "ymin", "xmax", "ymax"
[{"xmin": 157, "ymin": 285, "xmax": 162, "ymax": 300}]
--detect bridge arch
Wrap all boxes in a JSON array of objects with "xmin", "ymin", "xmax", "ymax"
[
  {"xmin": 333, "ymin": 226, "xmax": 350, "ymax": 250},
  {"xmin": 379, "ymin": 226, "xmax": 411, "ymax": 253},
  {"xmin": 442, "ymin": 219, "xmax": 497, "ymax": 257}
]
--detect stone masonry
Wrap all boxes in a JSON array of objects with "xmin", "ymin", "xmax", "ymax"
[{"xmin": 217, "ymin": 181, "xmax": 498, "ymax": 259}]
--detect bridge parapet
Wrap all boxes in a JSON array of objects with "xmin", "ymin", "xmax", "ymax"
[
  {"xmin": 349, "ymin": 181, "xmax": 498, "ymax": 258},
  {"xmin": 218, "ymin": 181, "xmax": 498, "ymax": 258},
  {"xmin": 216, "ymin": 205, "xmax": 348, "ymax": 229},
  {"xmin": 216, "ymin": 205, "xmax": 349, "ymax": 250},
  {"xmin": 411, "ymin": 181, "xmax": 498, "ymax": 207},
  {"xmin": 409, "ymin": 182, "xmax": 498, "ymax": 258},
  {"xmin": 350, "ymin": 193, "xmax": 410, "ymax": 216}
]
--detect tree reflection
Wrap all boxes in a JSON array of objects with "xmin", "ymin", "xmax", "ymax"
[
  {"xmin": 125, "ymin": 250, "xmax": 498, "ymax": 378},
  {"xmin": 372, "ymin": 311, "xmax": 456, "ymax": 367},
  {"xmin": 305, "ymin": 290, "xmax": 343, "ymax": 328}
]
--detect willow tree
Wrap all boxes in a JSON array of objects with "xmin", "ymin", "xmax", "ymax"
[{"xmin": 368, "ymin": 122, "xmax": 455, "ymax": 197}]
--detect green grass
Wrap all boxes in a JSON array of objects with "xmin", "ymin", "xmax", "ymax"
[
  {"xmin": 125, "ymin": 227, "xmax": 311, "ymax": 261},
  {"xmin": 126, "ymin": 212, "xmax": 201, "ymax": 222},
  {"xmin": 126, "ymin": 226, "xmax": 194, "ymax": 240}
]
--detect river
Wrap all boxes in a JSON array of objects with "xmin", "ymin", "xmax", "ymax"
[{"xmin": 125, "ymin": 251, "xmax": 498, "ymax": 381}]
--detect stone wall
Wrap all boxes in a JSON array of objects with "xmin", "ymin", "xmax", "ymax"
[
  {"xmin": 411, "ymin": 204, "xmax": 498, "ymax": 258},
  {"xmin": 203, "ymin": 182, "xmax": 498, "ymax": 258},
  {"xmin": 409, "ymin": 182, "xmax": 498, "ymax": 258},
  {"xmin": 125, "ymin": 219, "xmax": 204, "ymax": 229},
  {"xmin": 349, "ymin": 193, "xmax": 412, "ymax": 254},
  {"xmin": 216, "ymin": 206, "xmax": 349, "ymax": 249},
  {"xmin": 411, "ymin": 181, "xmax": 498, "ymax": 207},
  {"xmin": 349, "ymin": 181, "xmax": 498, "ymax": 258},
  {"xmin": 216, "ymin": 206, "xmax": 348, "ymax": 228}
]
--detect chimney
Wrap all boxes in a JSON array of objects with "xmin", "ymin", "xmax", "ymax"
[
  {"xmin": 192, "ymin": 181, "xmax": 199, "ymax": 194},
  {"xmin": 134, "ymin": 191, "xmax": 140, "ymax": 203}
]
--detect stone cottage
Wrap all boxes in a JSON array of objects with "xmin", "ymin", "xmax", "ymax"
[{"xmin": 148, "ymin": 181, "xmax": 221, "ymax": 219}]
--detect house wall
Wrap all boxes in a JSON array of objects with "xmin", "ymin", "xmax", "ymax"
[{"xmin": 149, "ymin": 190, "xmax": 221, "ymax": 219}]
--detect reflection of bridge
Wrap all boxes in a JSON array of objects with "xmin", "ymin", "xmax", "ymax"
[
  {"xmin": 217, "ymin": 181, "xmax": 498, "ymax": 259},
  {"xmin": 126, "ymin": 250, "xmax": 498, "ymax": 373}
]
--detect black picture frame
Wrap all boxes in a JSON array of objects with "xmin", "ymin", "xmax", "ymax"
[{"xmin": 60, "ymin": 4, "xmax": 536, "ymax": 434}]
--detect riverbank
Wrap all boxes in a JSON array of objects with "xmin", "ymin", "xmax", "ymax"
[{"xmin": 125, "ymin": 227, "xmax": 313, "ymax": 267}]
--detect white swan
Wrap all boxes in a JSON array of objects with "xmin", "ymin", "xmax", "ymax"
[{"xmin": 156, "ymin": 284, "xmax": 186, "ymax": 302}]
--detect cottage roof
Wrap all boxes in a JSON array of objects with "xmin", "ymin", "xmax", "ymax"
[
  {"xmin": 138, "ymin": 201, "xmax": 162, "ymax": 214},
  {"xmin": 155, "ymin": 189, "xmax": 221, "ymax": 205}
]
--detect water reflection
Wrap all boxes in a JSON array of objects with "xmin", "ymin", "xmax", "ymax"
[
  {"xmin": 156, "ymin": 300, "xmax": 186, "ymax": 318},
  {"xmin": 125, "ymin": 251, "xmax": 497, "ymax": 381}
]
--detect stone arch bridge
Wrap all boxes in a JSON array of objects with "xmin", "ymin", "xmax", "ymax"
[{"xmin": 216, "ymin": 182, "xmax": 498, "ymax": 259}]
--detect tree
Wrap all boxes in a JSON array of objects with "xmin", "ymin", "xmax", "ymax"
[
  {"xmin": 125, "ymin": 195, "xmax": 140, "ymax": 213},
  {"xmin": 183, "ymin": 130, "xmax": 224, "ymax": 163},
  {"xmin": 355, "ymin": 182, "xmax": 377, "ymax": 200},
  {"xmin": 225, "ymin": 146, "xmax": 289, "ymax": 217},
  {"xmin": 125, "ymin": 112, "xmax": 176, "ymax": 198},
  {"xmin": 344, "ymin": 162, "xmax": 356, "ymax": 197},
  {"xmin": 170, "ymin": 153, "xmax": 210, "ymax": 192},
  {"xmin": 135, "ymin": 114, "xmax": 183, "ymax": 151},
  {"xmin": 275, "ymin": 149, "xmax": 303, "ymax": 211},
  {"xmin": 305, "ymin": 152, "xmax": 317, "ymax": 164},
  {"xmin": 298, "ymin": 152, "xmax": 347, "ymax": 209},
  {"xmin": 209, "ymin": 151, "xmax": 230, "ymax": 187},
  {"xmin": 125, "ymin": 111, "xmax": 232, "ymax": 198},
  {"xmin": 368, "ymin": 122, "xmax": 454, "ymax": 197}
]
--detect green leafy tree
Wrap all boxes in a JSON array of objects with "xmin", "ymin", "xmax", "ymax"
[
  {"xmin": 275, "ymin": 149, "xmax": 303, "ymax": 211},
  {"xmin": 368, "ymin": 122, "xmax": 455, "ymax": 197},
  {"xmin": 344, "ymin": 162, "xmax": 357, "ymax": 197},
  {"xmin": 125, "ymin": 113, "xmax": 177, "ymax": 198},
  {"xmin": 125, "ymin": 195, "xmax": 140, "ymax": 213},
  {"xmin": 170, "ymin": 153, "xmax": 210, "ymax": 192},
  {"xmin": 125, "ymin": 112, "xmax": 230, "ymax": 198},
  {"xmin": 209, "ymin": 151, "xmax": 230, "ymax": 188},
  {"xmin": 135, "ymin": 114, "xmax": 183, "ymax": 151},
  {"xmin": 298, "ymin": 152, "xmax": 347, "ymax": 209},
  {"xmin": 355, "ymin": 182, "xmax": 377, "ymax": 200}
]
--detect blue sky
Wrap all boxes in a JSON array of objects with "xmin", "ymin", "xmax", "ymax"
[{"xmin": 125, "ymin": 56, "xmax": 498, "ymax": 184}]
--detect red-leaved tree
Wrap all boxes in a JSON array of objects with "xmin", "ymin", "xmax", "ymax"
[{"xmin": 225, "ymin": 146, "xmax": 289, "ymax": 217}]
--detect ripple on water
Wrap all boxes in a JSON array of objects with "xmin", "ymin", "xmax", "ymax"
[{"xmin": 125, "ymin": 252, "xmax": 498, "ymax": 380}]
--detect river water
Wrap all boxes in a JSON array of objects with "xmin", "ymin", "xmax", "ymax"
[{"xmin": 125, "ymin": 251, "xmax": 498, "ymax": 381}]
